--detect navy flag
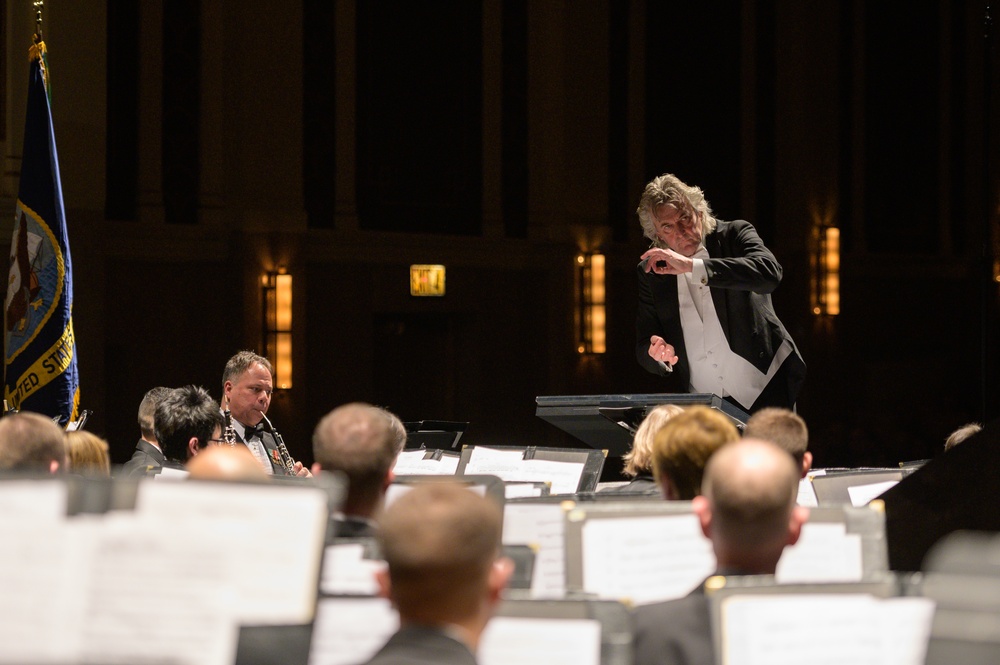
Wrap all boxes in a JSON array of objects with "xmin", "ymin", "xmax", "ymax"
[{"xmin": 3, "ymin": 39, "xmax": 79, "ymax": 423}]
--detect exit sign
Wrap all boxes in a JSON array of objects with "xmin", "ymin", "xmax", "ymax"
[{"xmin": 410, "ymin": 264, "xmax": 446, "ymax": 296}]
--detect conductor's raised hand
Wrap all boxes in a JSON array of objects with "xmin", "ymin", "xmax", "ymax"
[
  {"xmin": 647, "ymin": 335, "xmax": 679, "ymax": 366},
  {"xmin": 641, "ymin": 248, "xmax": 694, "ymax": 275}
]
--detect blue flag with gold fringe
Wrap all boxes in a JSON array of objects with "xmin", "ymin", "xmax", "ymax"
[{"xmin": 3, "ymin": 40, "xmax": 79, "ymax": 423}]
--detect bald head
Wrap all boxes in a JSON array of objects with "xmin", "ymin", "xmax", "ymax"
[
  {"xmin": 378, "ymin": 483, "xmax": 507, "ymax": 629},
  {"xmin": 694, "ymin": 438, "xmax": 807, "ymax": 574},
  {"xmin": 0, "ymin": 412, "xmax": 67, "ymax": 473},
  {"xmin": 312, "ymin": 402, "xmax": 398, "ymax": 516},
  {"xmin": 186, "ymin": 445, "xmax": 269, "ymax": 482}
]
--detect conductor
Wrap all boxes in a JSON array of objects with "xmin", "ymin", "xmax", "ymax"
[{"xmin": 635, "ymin": 173, "xmax": 805, "ymax": 412}]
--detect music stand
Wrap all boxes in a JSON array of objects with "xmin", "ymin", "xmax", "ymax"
[
  {"xmin": 403, "ymin": 420, "xmax": 467, "ymax": 451},
  {"xmin": 535, "ymin": 393, "xmax": 750, "ymax": 456}
]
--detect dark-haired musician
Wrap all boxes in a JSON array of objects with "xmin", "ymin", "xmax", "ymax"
[
  {"xmin": 221, "ymin": 350, "xmax": 310, "ymax": 477},
  {"xmin": 154, "ymin": 386, "xmax": 224, "ymax": 466}
]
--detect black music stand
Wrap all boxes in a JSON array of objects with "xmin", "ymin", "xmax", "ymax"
[
  {"xmin": 535, "ymin": 393, "xmax": 750, "ymax": 456},
  {"xmin": 403, "ymin": 420, "xmax": 467, "ymax": 451}
]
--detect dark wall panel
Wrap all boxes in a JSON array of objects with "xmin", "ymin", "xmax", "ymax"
[
  {"xmin": 162, "ymin": 0, "xmax": 201, "ymax": 225},
  {"xmin": 356, "ymin": 3, "xmax": 483, "ymax": 235},
  {"xmin": 863, "ymin": 1, "xmax": 940, "ymax": 253},
  {"xmin": 303, "ymin": 0, "xmax": 337, "ymax": 229},
  {"xmin": 643, "ymin": 2, "xmax": 742, "ymax": 220},
  {"xmin": 106, "ymin": 0, "xmax": 140, "ymax": 221}
]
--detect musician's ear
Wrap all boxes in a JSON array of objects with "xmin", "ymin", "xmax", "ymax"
[
  {"xmin": 375, "ymin": 566, "xmax": 392, "ymax": 601},
  {"xmin": 187, "ymin": 436, "xmax": 201, "ymax": 458}
]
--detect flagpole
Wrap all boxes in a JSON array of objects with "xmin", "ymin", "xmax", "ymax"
[{"xmin": 33, "ymin": 0, "xmax": 44, "ymax": 41}]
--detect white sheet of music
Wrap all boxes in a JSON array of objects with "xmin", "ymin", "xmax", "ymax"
[
  {"xmin": 878, "ymin": 597, "xmax": 936, "ymax": 665},
  {"xmin": 155, "ymin": 466, "xmax": 190, "ymax": 480},
  {"xmin": 79, "ymin": 514, "xmax": 239, "ymax": 665},
  {"xmin": 720, "ymin": 593, "xmax": 934, "ymax": 665},
  {"xmin": 0, "ymin": 516, "xmax": 238, "ymax": 665},
  {"xmin": 848, "ymin": 480, "xmax": 898, "ymax": 507},
  {"xmin": 134, "ymin": 480, "xmax": 329, "ymax": 624},
  {"xmin": 386, "ymin": 481, "xmax": 487, "ymax": 509},
  {"xmin": 504, "ymin": 483, "xmax": 547, "ymax": 499},
  {"xmin": 480, "ymin": 617, "xmax": 601, "ymax": 665},
  {"xmin": 520, "ymin": 460, "xmax": 585, "ymax": 495},
  {"xmin": 320, "ymin": 543, "xmax": 384, "ymax": 596},
  {"xmin": 392, "ymin": 450, "xmax": 460, "ymax": 475},
  {"xmin": 502, "ymin": 503, "xmax": 567, "ymax": 598},
  {"xmin": 797, "ymin": 477, "xmax": 818, "ymax": 507},
  {"xmin": 776, "ymin": 522, "xmax": 863, "ymax": 583},
  {"xmin": 308, "ymin": 597, "xmax": 397, "ymax": 665},
  {"xmin": 0, "ymin": 478, "xmax": 67, "ymax": 520},
  {"xmin": 0, "ymin": 520, "xmax": 88, "ymax": 664},
  {"xmin": 465, "ymin": 447, "xmax": 585, "ymax": 495},
  {"xmin": 581, "ymin": 514, "xmax": 715, "ymax": 604}
]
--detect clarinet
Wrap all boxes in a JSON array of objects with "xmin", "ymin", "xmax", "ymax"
[
  {"xmin": 259, "ymin": 412, "xmax": 296, "ymax": 475},
  {"xmin": 221, "ymin": 396, "xmax": 237, "ymax": 447}
]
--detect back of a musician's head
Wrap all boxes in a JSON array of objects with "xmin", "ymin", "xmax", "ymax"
[
  {"xmin": 624, "ymin": 403, "xmax": 685, "ymax": 478},
  {"xmin": 700, "ymin": 438, "xmax": 801, "ymax": 557},
  {"xmin": 312, "ymin": 402, "xmax": 397, "ymax": 513},
  {"xmin": 0, "ymin": 411, "xmax": 67, "ymax": 473},
  {"xmin": 155, "ymin": 386, "xmax": 222, "ymax": 462},
  {"xmin": 944, "ymin": 422, "xmax": 982, "ymax": 451},
  {"xmin": 381, "ymin": 407, "xmax": 408, "ymax": 455},
  {"xmin": 186, "ymin": 445, "xmax": 269, "ymax": 482},
  {"xmin": 743, "ymin": 407, "xmax": 809, "ymax": 469},
  {"xmin": 652, "ymin": 405, "xmax": 740, "ymax": 499},
  {"xmin": 378, "ymin": 482, "xmax": 502, "ymax": 624},
  {"xmin": 137, "ymin": 386, "xmax": 172, "ymax": 443},
  {"xmin": 66, "ymin": 430, "xmax": 111, "ymax": 477}
]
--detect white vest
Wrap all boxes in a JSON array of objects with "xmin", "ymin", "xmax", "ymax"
[{"xmin": 677, "ymin": 247, "xmax": 792, "ymax": 411}]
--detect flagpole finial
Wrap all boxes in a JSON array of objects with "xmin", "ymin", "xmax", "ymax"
[{"xmin": 33, "ymin": 0, "xmax": 44, "ymax": 41}]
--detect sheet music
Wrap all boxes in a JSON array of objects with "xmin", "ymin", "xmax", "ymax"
[
  {"xmin": 0, "ymin": 516, "xmax": 239, "ymax": 665},
  {"xmin": 0, "ymin": 520, "xmax": 89, "ymax": 664},
  {"xmin": 878, "ymin": 597, "xmax": 936, "ymax": 665},
  {"xmin": 465, "ymin": 447, "xmax": 584, "ymax": 495},
  {"xmin": 320, "ymin": 543, "xmax": 384, "ymax": 596},
  {"xmin": 79, "ymin": 514, "xmax": 239, "ymax": 665},
  {"xmin": 134, "ymin": 480, "xmax": 329, "ymax": 624},
  {"xmin": 776, "ymin": 522, "xmax": 863, "ymax": 583},
  {"xmin": 155, "ymin": 466, "xmax": 190, "ymax": 480},
  {"xmin": 720, "ymin": 593, "xmax": 933, "ymax": 665},
  {"xmin": 308, "ymin": 597, "xmax": 397, "ymax": 665},
  {"xmin": 392, "ymin": 450, "xmax": 460, "ymax": 476},
  {"xmin": 505, "ymin": 483, "xmax": 547, "ymax": 499},
  {"xmin": 386, "ymin": 482, "xmax": 487, "ymax": 509},
  {"xmin": 580, "ymin": 514, "xmax": 715, "ymax": 604},
  {"xmin": 797, "ymin": 477, "xmax": 818, "ymax": 507},
  {"xmin": 847, "ymin": 480, "xmax": 898, "ymax": 507},
  {"xmin": 502, "ymin": 503, "xmax": 567, "ymax": 598},
  {"xmin": 0, "ymin": 478, "xmax": 67, "ymax": 520},
  {"xmin": 480, "ymin": 617, "xmax": 601, "ymax": 665}
]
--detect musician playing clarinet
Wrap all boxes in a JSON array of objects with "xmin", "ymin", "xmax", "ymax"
[{"xmin": 221, "ymin": 350, "xmax": 311, "ymax": 477}]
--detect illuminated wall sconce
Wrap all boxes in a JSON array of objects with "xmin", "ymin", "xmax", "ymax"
[
  {"xmin": 810, "ymin": 226, "xmax": 840, "ymax": 316},
  {"xmin": 263, "ymin": 270, "xmax": 293, "ymax": 389},
  {"xmin": 576, "ymin": 253, "xmax": 606, "ymax": 354}
]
